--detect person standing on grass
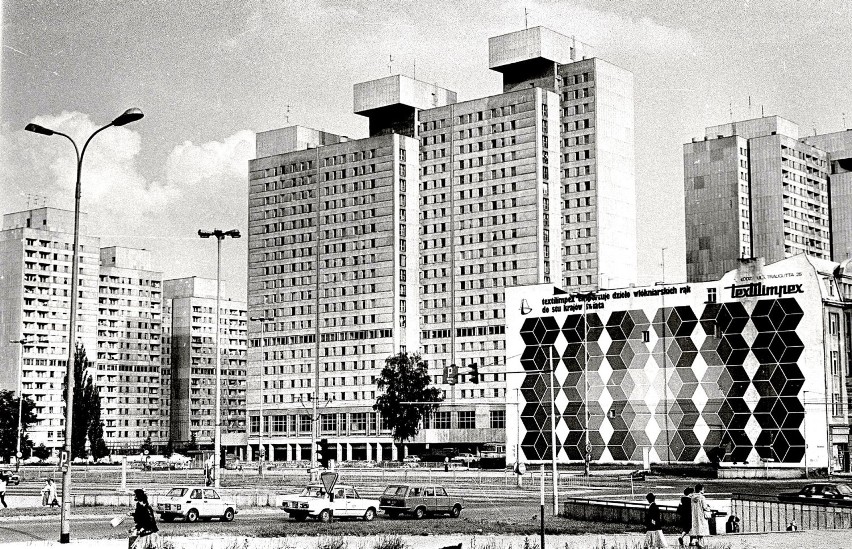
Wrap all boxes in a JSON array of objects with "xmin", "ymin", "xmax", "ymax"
[
  {"xmin": 689, "ymin": 483, "xmax": 712, "ymax": 548},
  {"xmin": 644, "ymin": 492, "xmax": 669, "ymax": 548},
  {"xmin": 677, "ymin": 486, "xmax": 694, "ymax": 546}
]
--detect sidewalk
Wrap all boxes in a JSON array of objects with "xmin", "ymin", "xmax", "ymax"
[{"xmin": 1, "ymin": 530, "xmax": 851, "ymax": 549}]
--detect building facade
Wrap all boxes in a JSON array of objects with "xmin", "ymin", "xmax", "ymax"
[
  {"xmin": 684, "ymin": 116, "xmax": 832, "ymax": 282},
  {"xmin": 0, "ymin": 208, "xmax": 168, "ymax": 455},
  {"xmin": 96, "ymin": 247, "xmax": 164, "ymax": 450},
  {"xmin": 802, "ymin": 129, "xmax": 852, "ymax": 262},
  {"xmin": 163, "ymin": 277, "xmax": 247, "ymax": 451},
  {"xmin": 506, "ymin": 254, "xmax": 850, "ymax": 471},
  {"xmin": 489, "ymin": 27, "xmax": 637, "ymax": 291}
]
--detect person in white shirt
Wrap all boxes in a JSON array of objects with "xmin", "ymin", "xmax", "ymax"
[{"xmin": 41, "ymin": 479, "xmax": 59, "ymax": 508}]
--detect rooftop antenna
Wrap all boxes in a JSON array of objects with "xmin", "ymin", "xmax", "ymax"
[
  {"xmin": 285, "ymin": 105, "xmax": 291, "ymax": 124},
  {"xmin": 525, "ymin": 7, "xmax": 529, "ymax": 28},
  {"xmin": 413, "ymin": 59, "xmax": 416, "ymax": 80},
  {"xmin": 843, "ymin": 112, "xmax": 847, "ymax": 129},
  {"xmin": 730, "ymin": 101, "xmax": 733, "ymax": 122},
  {"xmin": 813, "ymin": 121, "xmax": 817, "ymax": 136},
  {"xmin": 388, "ymin": 55, "xmax": 393, "ymax": 75},
  {"xmin": 761, "ymin": 104, "xmax": 764, "ymax": 117}
]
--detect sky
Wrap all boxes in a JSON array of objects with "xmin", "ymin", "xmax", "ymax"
[{"xmin": 2, "ymin": 0, "xmax": 851, "ymax": 300}]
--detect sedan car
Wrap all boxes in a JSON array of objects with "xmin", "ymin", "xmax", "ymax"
[
  {"xmin": 280, "ymin": 483, "xmax": 379, "ymax": 523},
  {"xmin": 450, "ymin": 453, "xmax": 479, "ymax": 465},
  {"xmin": 380, "ymin": 483, "xmax": 463, "ymax": 519},
  {"xmin": 156, "ymin": 486, "xmax": 237, "ymax": 522},
  {"xmin": 778, "ymin": 482, "xmax": 852, "ymax": 504}
]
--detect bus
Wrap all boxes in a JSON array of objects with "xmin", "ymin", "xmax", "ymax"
[{"xmin": 480, "ymin": 442, "xmax": 506, "ymax": 469}]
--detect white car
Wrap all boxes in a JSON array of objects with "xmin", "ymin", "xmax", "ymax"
[
  {"xmin": 450, "ymin": 453, "xmax": 479, "ymax": 465},
  {"xmin": 280, "ymin": 483, "xmax": 379, "ymax": 523},
  {"xmin": 156, "ymin": 486, "xmax": 237, "ymax": 523}
]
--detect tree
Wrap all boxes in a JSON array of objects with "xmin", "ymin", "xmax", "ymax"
[
  {"xmin": 63, "ymin": 343, "xmax": 103, "ymax": 459},
  {"xmin": 163, "ymin": 440, "xmax": 174, "ymax": 457},
  {"xmin": 373, "ymin": 352, "xmax": 443, "ymax": 443},
  {"xmin": 0, "ymin": 390, "xmax": 38, "ymax": 460},
  {"xmin": 89, "ymin": 420, "xmax": 109, "ymax": 461}
]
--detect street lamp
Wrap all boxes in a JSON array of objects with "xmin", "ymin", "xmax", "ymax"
[
  {"xmin": 198, "ymin": 228, "xmax": 241, "ymax": 488},
  {"xmin": 25, "ymin": 108, "xmax": 143, "ymax": 544},
  {"xmin": 250, "ymin": 315, "xmax": 269, "ymax": 476}
]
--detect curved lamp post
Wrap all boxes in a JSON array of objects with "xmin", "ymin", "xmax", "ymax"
[
  {"xmin": 198, "ymin": 228, "xmax": 241, "ymax": 488},
  {"xmin": 25, "ymin": 108, "xmax": 144, "ymax": 543}
]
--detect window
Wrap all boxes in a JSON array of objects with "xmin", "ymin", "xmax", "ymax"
[
  {"xmin": 433, "ymin": 411, "xmax": 451, "ymax": 429},
  {"xmin": 829, "ymin": 312, "xmax": 840, "ymax": 336},
  {"xmin": 458, "ymin": 410, "xmax": 476, "ymax": 429},
  {"xmin": 490, "ymin": 410, "xmax": 506, "ymax": 429}
]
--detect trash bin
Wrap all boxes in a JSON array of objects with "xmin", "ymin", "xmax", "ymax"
[{"xmin": 709, "ymin": 510, "xmax": 727, "ymax": 535}]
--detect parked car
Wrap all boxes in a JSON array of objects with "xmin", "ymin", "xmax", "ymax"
[
  {"xmin": 1, "ymin": 470, "xmax": 20, "ymax": 485},
  {"xmin": 402, "ymin": 455, "xmax": 421, "ymax": 467},
  {"xmin": 280, "ymin": 483, "xmax": 379, "ymax": 523},
  {"xmin": 380, "ymin": 483, "xmax": 463, "ymax": 519},
  {"xmin": 156, "ymin": 486, "xmax": 237, "ymax": 522},
  {"xmin": 450, "ymin": 453, "xmax": 479, "ymax": 465},
  {"xmin": 779, "ymin": 482, "xmax": 852, "ymax": 504}
]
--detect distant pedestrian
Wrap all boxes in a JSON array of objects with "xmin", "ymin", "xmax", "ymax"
[
  {"xmin": 689, "ymin": 483, "xmax": 711, "ymax": 548},
  {"xmin": 786, "ymin": 519, "xmax": 798, "ymax": 531},
  {"xmin": 41, "ymin": 479, "xmax": 59, "ymax": 507},
  {"xmin": 128, "ymin": 488, "xmax": 158, "ymax": 549},
  {"xmin": 643, "ymin": 492, "xmax": 668, "ymax": 548},
  {"xmin": 677, "ymin": 486, "xmax": 694, "ymax": 546},
  {"xmin": 0, "ymin": 471, "xmax": 8, "ymax": 508}
]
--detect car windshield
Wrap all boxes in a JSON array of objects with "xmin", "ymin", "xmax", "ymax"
[
  {"xmin": 300, "ymin": 486, "xmax": 328, "ymax": 498},
  {"xmin": 166, "ymin": 488, "xmax": 187, "ymax": 497},
  {"xmin": 836, "ymin": 484, "xmax": 852, "ymax": 495},
  {"xmin": 383, "ymin": 485, "xmax": 408, "ymax": 496}
]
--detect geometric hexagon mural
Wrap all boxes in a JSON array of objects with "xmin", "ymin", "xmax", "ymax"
[{"xmin": 508, "ymin": 257, "xmax": 828, "ymax": 467}]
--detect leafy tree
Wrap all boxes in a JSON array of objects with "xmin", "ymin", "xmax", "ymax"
[
  {"xmin": 373, "ymin": 352, "xmax": 443, "ymax": 443},
  {"xmin": 63, "ymin": 343, "xmax": 103, "ymax": 459},
  {"xmin": 33, "ymin": 443, "xmax": 51, "ymax": 460},
  {"xmin": 186, "ymin": 432, "xmax": 199, "ymax": 452},
  {"xmin": 0, "ymin": 390, "xmax": 38, "ymax": 460},
  {"xmin": 89, "ymin": 420, "xmax": 109, "ymax": 460},
  {"xmin": 164, "ymin": 440, "xmax": 174, "ymax": 457}
]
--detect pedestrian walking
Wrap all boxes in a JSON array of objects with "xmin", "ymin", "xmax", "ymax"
[
  {"xmin": 128, "ymin": 488, "xmax": 158, "ymax": 549},
  {"xmin": 0, "ymin": 471, "xmax": 8, "ymax": 508},
  {"xmin": 688, "ymin": 483, "xmax": 712, "ymax": 548},
  {"xmin": 41, "ymin": 479, "xmax": 59, "ymax": 508},
  {"xmin": 677, "ymin": 486, "xmax": 694, "ymax": 546},
  {"xmin": 643, "ymin": 492, "xmax": 669, "ymax": 548}
]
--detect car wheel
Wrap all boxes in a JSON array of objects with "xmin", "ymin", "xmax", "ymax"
[
  {"xmin": 364, "ymin": 508, "xmax": 376, "ymax": 522},
  {"xmin": 450, "ymin": 505, "xmax": 461, "ymax": 518},
  {"xmin": 319, "ymin": 509, "xmax": 332, "ymax": 523},
  {"xmin": 186, "ymin": 509, "xmax": 199, "ymax": 523},
  {"xmin": 414, "ymin": 506, "xmax": 426, "ymax": 520},
  {"xmin": 222, "ymin": 508, "xmax": 235, "ymax": 522}
]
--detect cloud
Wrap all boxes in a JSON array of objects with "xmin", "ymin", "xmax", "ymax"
[{"xmin": 0, "ymin": 113, "xmax": 254, "ymax": 297}]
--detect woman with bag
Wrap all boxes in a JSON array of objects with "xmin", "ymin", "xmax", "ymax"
[
  {"xmin": 643, "ymin": 492, "xmax": 669, "ymax": 548},
  {"xmin": 689, "ymin": 483, "xmax": 712, "ymax": 548},
  {"xmin": 128, "ymin": 488, "xmax": 158, "ymax": 549}
]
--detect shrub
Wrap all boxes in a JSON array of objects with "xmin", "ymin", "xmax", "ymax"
[{"xmin": 372, "ymin": 536, "xmax": 409, "ymax": 549}]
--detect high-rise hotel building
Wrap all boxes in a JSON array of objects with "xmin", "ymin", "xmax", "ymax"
[
  {"xmin": 246, "ymin": 77, "xmax": 443, "ymax": 461},
  {"xmin": 685, "ymin": 116, "xmax": 833, "ymax": 282},
  {"xmin": 489, "ymin": 27, "xmax": 637, "ymax": 291}
]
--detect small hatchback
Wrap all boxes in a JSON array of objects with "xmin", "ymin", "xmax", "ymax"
[
  {"xmin": 156, "ymin": 486, "xmax": 237, "ymax": 522},
  {"xmin": 380, "ymin": 484, "xmax": 463, "ymax": 519}
]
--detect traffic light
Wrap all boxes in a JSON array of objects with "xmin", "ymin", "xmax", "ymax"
[
  {"xmin": 470, "ymin": 363, "xmax": 480, "ymax": 384},
  {"xmin": 318, "ymin": 438, "xmax": 330, "ymax": 468}
]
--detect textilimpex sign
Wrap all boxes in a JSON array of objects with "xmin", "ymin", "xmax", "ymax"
[{"xmin": 504, "ymin": 254, "xmax": 828, "ymax": 467}]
